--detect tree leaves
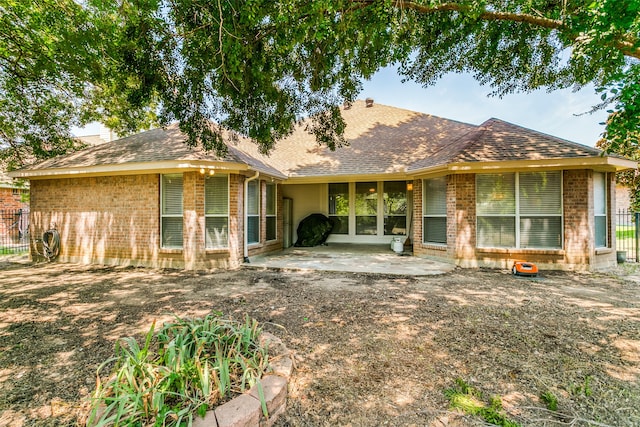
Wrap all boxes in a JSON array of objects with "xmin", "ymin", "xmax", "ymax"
[{"xmin": 1, "ymin": 0, "xmax": 639, "ymax": 167}]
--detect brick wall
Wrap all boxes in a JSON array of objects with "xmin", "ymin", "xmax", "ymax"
[
  {"xmin": 0, "ymin": 187, "xmax": 28, "ymax": 211},
  {"xmin": 563, "ymin": 169, "xmax": 592, "ymax": 267},
  {"xmin": 412, "ymin": 170, "xmax": 612, "ymax": 271},
  {"xmin": 29, "ymin": 175, "xmax": 167, "ymax": 267}
]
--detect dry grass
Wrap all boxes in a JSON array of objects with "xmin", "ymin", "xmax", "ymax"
[{"xmin": 0, "ymin": 260, "xmax": 638, "ymax": 426}]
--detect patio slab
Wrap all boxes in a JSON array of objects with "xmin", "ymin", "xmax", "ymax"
[{"xmin": 246, "ymin": 244, "xmax": 454, "ymax": 275}]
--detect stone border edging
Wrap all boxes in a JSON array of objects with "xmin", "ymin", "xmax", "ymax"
[{"xmin": 192, "ymin": 332, "xmax": 293, "ymax": 427}]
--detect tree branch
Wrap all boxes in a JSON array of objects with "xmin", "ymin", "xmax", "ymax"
[{"xmin": 351, "ymin": 0, "xmax": 640, "ymax": 60}]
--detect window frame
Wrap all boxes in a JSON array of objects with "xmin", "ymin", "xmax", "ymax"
[
  {"xmin": 593, "ymin": 172, "xmax": 608, "ymax": 248},
  {"xmin": 422, "ymin": 177, "xmax": 447, "ymax": 245},
  {"xmin": 160, "ymin": 174, "xmax": 183, "ymax": 249},
  {"xmin": 247, "ymin": 179, "xmax": 260, "ymax": 245},
  {"xmin": 476, "ymin": 171, "xmax": 563, "ymax": 250},
  {"xmin": 265, "ymin": 182, "xmax": 277, "ymax": 241},
  {"xmin": 204, "ymin": 174, "xmax": 229, "ymax": 249}
]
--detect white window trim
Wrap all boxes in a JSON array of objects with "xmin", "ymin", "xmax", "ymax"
[
  {"xmin": 205, "ymin": 174, "xmax": 229, "ymax": 249},
  {"xmin": 422, "ymin": 177, "xmax": 447, "ymax": 245},
  {"xmin": 266, "ymin": 182, "xmax": 277, "ymax": 241},
  {"xmin": 160, "ymin": 174, "xmax": 183, "ymax": 250},
  {"xmin": 247, "ymin": 180, "xmax": 260, "ymax": 245},
  {"xmin": 594, "ymin": 172, "xmax": 608, "ymax": 249},
  {"xmin": 476, "ymin": 172, "xmax": 564, "ymax": 250}
]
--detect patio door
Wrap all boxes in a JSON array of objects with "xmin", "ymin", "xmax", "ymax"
[{"xmin": 328, "ymin": 181, "xmax": 410, "ymax": 244}]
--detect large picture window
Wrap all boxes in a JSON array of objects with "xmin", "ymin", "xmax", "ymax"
[
  {"xmin": 384, "ymin": 181, "xmax": 407, "ymax": 235},
  {"xmin": 247, "ymin": 180, "xmax": 260, "ymax": 244},
  {"xmin": 477, "ymin": 172, "xmax": 562, "ymax": 249},
  {"xmin": 423, "ymin": 177, "xmax": 447, "ymax": 244},
  {"xmin": 266, "ymin": 182, "xmax": 277, "ymax": 241},
  {"xmin": 594, "ymin": 172, "xmax": 607, "ymax": 248},
  {"xmin": 329, "ymin": 183, "xmax": 349, "ymax": 234},
  {"xmin": 205, "ymin": 174, "xmax": 228, "ymax": 249},
  {"xmin": 161, "ymin": 174, "xmax": 183, "ymax": 249}
]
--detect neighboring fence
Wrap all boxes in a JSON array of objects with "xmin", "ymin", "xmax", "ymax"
[
  {"xmin": 0, "ymin": 208, "xmax": 29, "ymax": 254},
  {"xmin": 616, "ymin": 209, "xmax": 639, "ymax": 262}
]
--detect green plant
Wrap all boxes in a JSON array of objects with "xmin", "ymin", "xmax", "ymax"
[
  {"xmin": 86, "ymin": 313, "xmax": 269, "ymax": 426},
  {"xmin": 444, "ymin": 378, "xmax": 521, "ymax": 427},
  {"xmin": 540, "ymin": 390, "xmax": 558, "ymax": 411},
  {"xmin": 570, "ymin": 375, "xmax": 593, "ymax": 397}
]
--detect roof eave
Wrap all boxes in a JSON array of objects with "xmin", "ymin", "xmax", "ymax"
[
  {"xmin": 409, "ymin": 156, "xmax": 637, "ymax": 176},
  {"xmin": 8, "ymin": 160, "xmax": 287, "ymax": 180}
]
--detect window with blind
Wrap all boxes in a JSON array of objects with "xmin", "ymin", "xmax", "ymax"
[
  {"xmin": 329, "ymin": 183, "xmax": 349, "ymax": 234},
  {"xmin": 266, "ymin": 182, "xmax": 276, "ymax": 241},
  {"xmin": 161, "ymin": 174, "xmax": 183, "ymax": 249},
  {"xmin": 594, "ymin": 172, "xmax": 607, "ymax": 248},
  {"xmin": 423, "ymin": 177, "xmax": 447, "ymax": 244},
  {"xmin": 247, "ymin": 180, "xmax": 260, "ymax": 244},
  {"xmin": 205, "ymin": 174, "xmax": 228, "ymax": 249},
  {"xmin": 477, "ymin": 172, "xmax": 562, "ymax": 249}
]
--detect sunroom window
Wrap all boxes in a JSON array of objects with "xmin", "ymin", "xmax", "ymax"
[
  {"xmin": 329, "ymin": 183, "xmax": 349, "ymax": 234},
  {"xmin": 205, "ymin": 174, "xmax": 228, "ymax": 249},
  {"xmin": 355, "ymin": 182, "xmax": 377, "ymax": 235},
  {"xmin": 476, "ymin": 172, "xmax": 562, "ymax": 249},
  {"xmin": 161, "ymin": 174, "xmax": 183, "ymax": 249},
  {"xmin": 383, "ymin": 181, "xmax": 407, "ymax": 235}
]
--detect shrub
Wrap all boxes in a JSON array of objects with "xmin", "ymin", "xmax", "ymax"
[{"xmin": 85, "ymin": 313, "xmax": 269, "ymax": 426}]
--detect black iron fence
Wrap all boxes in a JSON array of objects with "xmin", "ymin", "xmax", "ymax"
[
  {"xmin": 616, "ymin": 209, "xmax": 639, "ymax": 262},
  {"xmin": 0, "ymin": 208, "xmax": 29, "ymax": 254}
]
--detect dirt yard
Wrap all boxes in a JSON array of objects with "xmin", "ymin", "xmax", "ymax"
[{"xmin": 0, "ymin": 259, "xmax": 638, "ymax": 426}]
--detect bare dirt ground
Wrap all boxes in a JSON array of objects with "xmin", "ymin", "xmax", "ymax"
[{"xmin": 0, "ymin": 259, "xmax": 639, "ymax": 427}]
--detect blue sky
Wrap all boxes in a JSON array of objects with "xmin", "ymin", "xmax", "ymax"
[
  {"xmin": 76, "ymin": 67, "xmax": 609, "ymax": 148},
  {"xmin": 360, "ymin": 67, "xmax": 608, "ymax": 147}
]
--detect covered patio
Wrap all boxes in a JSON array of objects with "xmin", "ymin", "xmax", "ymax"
[{"xmin": 246, "ymin": 243, "xmax": 455, "ymax": 275}]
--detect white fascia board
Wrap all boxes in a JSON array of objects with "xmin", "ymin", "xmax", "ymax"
[
  {"xmin": 283, "ymin": 171, "xmax": 410, "ymax": 184},
  {"xmin": 8, "ymin": 160, "xmax": 252, "ymax": 180},
  {"xmin": 409, "ymin": 157, "xmax": 637, "ymax": 177}
]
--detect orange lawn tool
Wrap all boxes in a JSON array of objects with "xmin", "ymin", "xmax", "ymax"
[{"xmin": 512, "ymin": 260, "xmax": 538, "ymax": 277}]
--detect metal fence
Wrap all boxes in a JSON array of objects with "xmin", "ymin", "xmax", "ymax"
[
  {"xmin": 616, "ymin": 209, "xmax": 639, "ymax": 262},
  {"xmin": 0, "ymin": 208, "xmax": 29, "ymax": 254}
]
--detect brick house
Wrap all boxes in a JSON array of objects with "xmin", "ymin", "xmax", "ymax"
[
  {"xmin": 0, "ymin": 171, "xmax": 28, "ymax": 211},
  {"xmin": 10, "ymin": 100, "xmax": 636, "ymax": 271}
]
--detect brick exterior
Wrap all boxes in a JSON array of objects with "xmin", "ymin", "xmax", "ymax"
[
  {"xmin": 412, "ymin": 170, "xmax": 616, "ymax": 271},
  {"xmin": 0, "ymin": 187, "xmax": 28, "ymax": 211},
  {"xmin": 27, "ymin": 168, "xmax": 614, "ymax": 272},
  {"xmin": 28, "ymin": 173, "xmax": 283, "ymax": 270}
]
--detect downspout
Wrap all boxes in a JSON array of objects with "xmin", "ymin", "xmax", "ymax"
[{"xmin": 244, "ymin": 171, "xmax": 260, "ymax": 263}]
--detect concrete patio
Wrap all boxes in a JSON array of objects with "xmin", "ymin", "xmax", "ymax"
[{"xmin": 246, "ymin": 243, "xmax": 455, "ymax": 275}]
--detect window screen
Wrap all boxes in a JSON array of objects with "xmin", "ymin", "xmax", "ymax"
[
  {"xmin": 205, "ymin": 175, "xmax": 228, "ymax": 249},
  {"xmin": 161, "ymin": 174, "xmax": 183, "ymax": 249},
  {"xmin": 423, "ymin": 177, "xmax": 447, "ymax": 244},
  {"xmin": 476, "ymin": 172, "xmax": 562, "ymax": 249}
]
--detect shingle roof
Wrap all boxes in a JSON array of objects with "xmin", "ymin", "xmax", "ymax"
[
  {"xmin": 232, "ymin": 100, "xmax": 476, "ymax": 177},
  {"xmin": 408, "ymin": 118, "xmax": 603, "ymax": 171},
  {"xmin": 26, "ymin": 123, "xmax": 286, "ymax": 178},
  {"xmin": 16, "ymin": 101, "xmax": 630, "ymax": 179}
]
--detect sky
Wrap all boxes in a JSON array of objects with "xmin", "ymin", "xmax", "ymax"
[
  {"xmin": 75, "ymin": 67, "xmax": 609, "ymax": 148},
  {"xmin": 359, "ymin": 67, "xmax": 608, "ymax": 148}
]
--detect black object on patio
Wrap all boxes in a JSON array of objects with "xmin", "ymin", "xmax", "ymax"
[{"xmin": 294, "ymin": 213, "xmax": 334, "ymax": 247}]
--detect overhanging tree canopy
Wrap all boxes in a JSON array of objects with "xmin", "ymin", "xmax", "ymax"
[{"xmin": 1, "ymin": 0, "xmax": 638, "ymax": 167}]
